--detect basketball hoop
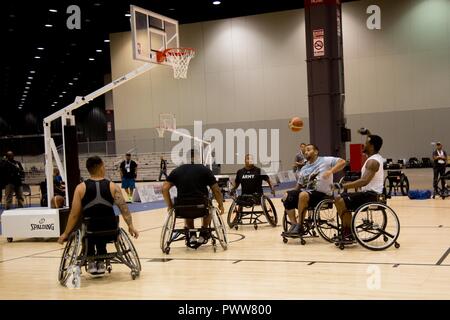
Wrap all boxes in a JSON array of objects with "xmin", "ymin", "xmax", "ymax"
[
  {"xmin": 157, "ymin": 48, "xmax": 195, "ymax": 79},
  {"xmin": 156, "ymin": 113, "xmax": 176, "ymax": 138}
]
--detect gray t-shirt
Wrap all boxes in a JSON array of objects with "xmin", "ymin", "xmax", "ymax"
[{"xmin": 297, "ymin": 156, "xmax": 341, "ymax": 195}]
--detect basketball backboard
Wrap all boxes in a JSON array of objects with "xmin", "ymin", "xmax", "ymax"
[{"xmin": 130, "ymin": 5, "xmax": 179, "ymax": 65}]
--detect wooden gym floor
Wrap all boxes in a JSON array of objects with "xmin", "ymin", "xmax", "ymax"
[{"xmin": 0, "ymin": 169, "xmax": 449, "ymax": 299}]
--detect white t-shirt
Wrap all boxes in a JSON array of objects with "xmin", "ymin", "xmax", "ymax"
[{"xmin": 361, "ymin": 153, "xmax": 384, "ymax": 194}]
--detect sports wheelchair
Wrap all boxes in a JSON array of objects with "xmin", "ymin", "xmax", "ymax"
[
  {"xmin": 281, "ymin": 196, "xmax": 335, "ymax": 245},
  {"xmin": 227, "ymin": 193, "xmax": 277, "ymax": 230},
  {"xmin": 316, "ymin": 188, "xmax": 401, "ymax": 251},
  {"xmin": 160, "ymin": 197, "xmax": 228, "ymax": 254},
  {"xmin": 384, "ymin": 163, "xmax": 409, "ymax": 196},
  {"xmin": 58, "ymin": 216, "xmax": 141, "ymax": 286},
  {"xmin": 433, "ymin": 170, "xmax": 450, "ymax": 199}
]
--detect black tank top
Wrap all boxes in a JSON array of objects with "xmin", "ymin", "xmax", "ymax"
[{"xmin": 81, "ymin": 179, "xmax": 115, "ymax": 218}]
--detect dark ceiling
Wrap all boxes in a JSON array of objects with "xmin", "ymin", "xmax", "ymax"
[{"xmin": 0, "ymin": 0, "xmax": 356, "ymax": 136}]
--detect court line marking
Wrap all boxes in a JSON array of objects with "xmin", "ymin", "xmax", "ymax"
[
  {"xmin": 0, "ymin": 248, "xmax": 63, "ymax": 264},
  {"xmin": 436, "ymin": 247, "xmax": 450, "ymax": 265},
  {"xmin": 26, "ymin": 255, "xmax": 450, "ymax": 268}
]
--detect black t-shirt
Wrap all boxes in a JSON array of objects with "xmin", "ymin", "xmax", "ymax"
[
  {"xmin": 433, "ymin": 149, "xmax": 447, "ymax": 167},
  {"xmin": 3, "ymin": 159, "xmax": 24, "ymax": 186},
  {"xmin": 120, "ymin": 160, "xmax": 137, "ymax": 179},
  {"xmin": 160, "ymin": 159, "xmax": 167, "ymax": 170},
  {"xmin": 167, "ymin": 164, "xmax": 217, "ymax": 198},
  {"xmin": 235, "ymin": 166, "xmax": 269, "ymax": 195}
]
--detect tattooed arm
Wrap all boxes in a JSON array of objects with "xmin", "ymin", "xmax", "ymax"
[{"xmin": 110, "ymin": 182, "xmax": 139, "ymax": 238}]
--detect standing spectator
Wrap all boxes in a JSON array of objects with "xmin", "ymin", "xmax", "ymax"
[
  {"xmin": 119, "ymin": 153, "xmax": 138, "ymax": 201},
  {"xmin": 433, "ymin": 142, "xmax": 447, "ymax": 193},
  {"xmin": 53, "ymin": 168, "xmax": 66, "ymax": 196},
  {"xmin": 4, "ymin": 151, "xmax": 25, "ymax": 210},
  {"xmin": 293, "ymin": 143, "xmax": 307, "ymax": 172},
  {"xmin": 0, "ymin": 156, "xmax": 6, "ymax": 205},
  {"xmin": 158, "ymin": 155, "xmax": 168, "ymax": 181}
]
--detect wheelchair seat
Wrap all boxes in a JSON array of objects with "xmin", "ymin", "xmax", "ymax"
[
  {"xmin": 161, "ymin": 196, "xmax": 228, "ymax": 254},
  {"xmin": 227, "ymin": 192, "xmax": 277, "ymax": 230},
  {"xmin": 173, "ymin": 197, "xmax": 210, "ymax": 219},
  {"xmin": 235, "ymin": 194, "xmax": 262, "ymax": 208},
  {"xmin": 58, "ymin": 214, "xmax": 141, "ymax": 287}
]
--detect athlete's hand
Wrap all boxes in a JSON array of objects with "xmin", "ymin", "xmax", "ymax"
[
  {"xmin": 271, "ymin": 188, "xmax": 276, "ymax": 196},
  {"xmin": 57, "ymin": 233, "xmax": 68, "ymax": 245},
  {"xmin": 128, "ymin": 225, "xmax": 139, "ymax": 239}
]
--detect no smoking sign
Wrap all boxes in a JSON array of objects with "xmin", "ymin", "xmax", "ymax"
[{"xmin": 313, "ymin": 29, "xmax": 325, "ymax": 57}]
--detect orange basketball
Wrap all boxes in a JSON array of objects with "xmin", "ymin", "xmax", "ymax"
[{"xmin": 289, "ymin": 117, "xmax": 303, "ymax": 132}]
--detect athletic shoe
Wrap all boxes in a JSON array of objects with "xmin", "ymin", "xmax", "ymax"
[
  {"xmin": 87, "ymin": 261, "xmax": 97, "ymax": 274},
  {"xmin": 282, "ymin": 224, "xmax": 303, "ymax": 236},
  {"xmin": 96, "ymin": 261, "xmax": 106, "ymax": 274},
  {"xmin": 198, "ymin": 229, "xmax": 210, "ymax": 244},
  {"xmin": 188, "ymin": 232, "xmax": 197, "ymax": 246}
]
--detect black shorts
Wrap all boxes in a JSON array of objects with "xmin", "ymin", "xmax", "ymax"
[
  {"xmin": 341, "ymin": 191, "xmax": 379, "ymax": 211},
  {"xmin": 282, "ymin": 190, "xmax": 326, "ymax": 210}
]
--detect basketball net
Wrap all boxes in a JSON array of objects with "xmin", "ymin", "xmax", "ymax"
[{"xmin": 157, "ymin": 48, "xmax": 195, "ymax": 79}]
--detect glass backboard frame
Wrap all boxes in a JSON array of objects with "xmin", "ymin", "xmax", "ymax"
[{"xmin": 130, "ymin": 5, "xmax": 179, "ymax": 66}]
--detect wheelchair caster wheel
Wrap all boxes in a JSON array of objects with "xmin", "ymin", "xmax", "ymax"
[
  {"xmin": 131, "ymin": 271, "xmax": 138, "ymax": 280},
  {"xmin": 334, "ymin": 242, "xmax": 339, "ymax": 247},
  {"xmin": 312, "ymin": 230, "xmax": 317, "ymax": 237},
  {"xmin": 213, "ymin": 245, "xmax": 217, "ymax": 252},
  {"xmin": 235, "ymin": 226, "xmax": 238, "ymax": 230},
  {"xmin": 164, "ymin": 247, "xmax": 170, "ymax": 255},
  {"xmin": 282, "ymin": 238, "xmax": 288, "ymax": 244},
  {"xmin": 7, "ymin": 238, "xmax": 13, "ymax": 243},
  {"xmin": 383, "ymin": 236, "xmax": 389, "ymax": 242},
  {"xmin": 394, "ymin": 242, "xmax": 400, "ymax": 249},
  {"xmin": 254, "ymin": 224, "xmax": 258, "ymax": 230},
  {"xmin": 107, "ymin": 266, "xmax": 112, "ymax": 273},
  {"xmin": 300, "ymin": 239, "xmax": 306, "ymax": 245},
  {"xmin": 339, "ymin": 244, "xmax": 345, "ymax": 250}
]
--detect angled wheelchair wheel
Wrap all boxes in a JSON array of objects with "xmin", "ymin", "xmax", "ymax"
[
  {"xmin": 282, "ymin": 210, "xmax": 291, "ymax": 232},
  {"xmin": 314, "ymin": 199, "xmax": 338, "ymax": 243},
  {"xmin": 58, "ymin": 229, "xmax": 82, "ymax": 286},
  {"xmin": 211, "ymin": 208, "xmax": 228, "ymax": 250},
  {"xmin": 400, "ymin": 175, "xmax": 409, "ymax": 196},
  {"xmin": 117, "ymin": 228, "xmax": 141, "ymax": 278},
  {"xmin": 261, "ymin": 195, "xmax": 278, "ymax": 227},
  {"xmin": 227, "ymin": 199, "xmax": 240, "ymax": 228},
  {"xmin": 384, "ymin": 177, "xmax": 392, "ymax": 196},
  {"xmin": 352, "ymin": 202, "xmax": 400, "ymax": 251},
  {"xmin": 160, "ymin": 209, "xmax": 176, "ymax": 254}
]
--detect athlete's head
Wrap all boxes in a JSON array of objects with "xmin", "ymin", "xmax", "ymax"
[
  {"xmin": 364, "ymin": 135, "xmax": 383, "ymax": 155},
  {"xmin": 86, "ymin": 156, "xmax": 105, "ymax": 176},
  {"xmin": 6, "ymin": 151, "xmax": 14, "ymax": 160},
  {"xmin": 304, "ymin": 144, "xmax": 319, "ymax": 162}
]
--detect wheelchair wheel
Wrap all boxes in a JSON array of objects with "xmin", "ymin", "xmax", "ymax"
[
  {"xmin": 282, "ymin": 210, "xmax": 292, "ymax": 232},
  {"xmin": 211, "ymin": 208, "xmax": 228, "ymax": 250},
  {"xmin": 352, "ymin": 202, "xmax": 400, "ymax": 251},
  {"xmin": 58, "ymin": 229, "xmax": 82, "ymax": 285},
  {"xmin": 314, "ymin": 199, "xmax": 338, "ymax": 243},
  {"xmin": 227, "ymin": 200, "xmax": 240, "ymax": 228},
  {"xmin": 117, "ymin": 228, "xmax": 141, "ymax": 277},
  {"xmin": 160, "ymin": 209, "xmax": 176, "ymax": 254},
  {"xmin": 400, "ymin": 175, "xmax": 409, "ymax": 196},
  {"xmin": 261, "ymin": 195, "xmax": 277, "ymax": 227},
  {"xmin": 384, "ymin": 177, "xmax": 392, "ymax": 196}
]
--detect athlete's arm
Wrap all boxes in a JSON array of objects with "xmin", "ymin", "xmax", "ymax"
[
  {"xmin": 111, "ymin": 182, "xmax": 139, "ymax": 238},
  {"xmin": 343, "ymin": 159, "xmax": 379, "ymax": 190}
]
